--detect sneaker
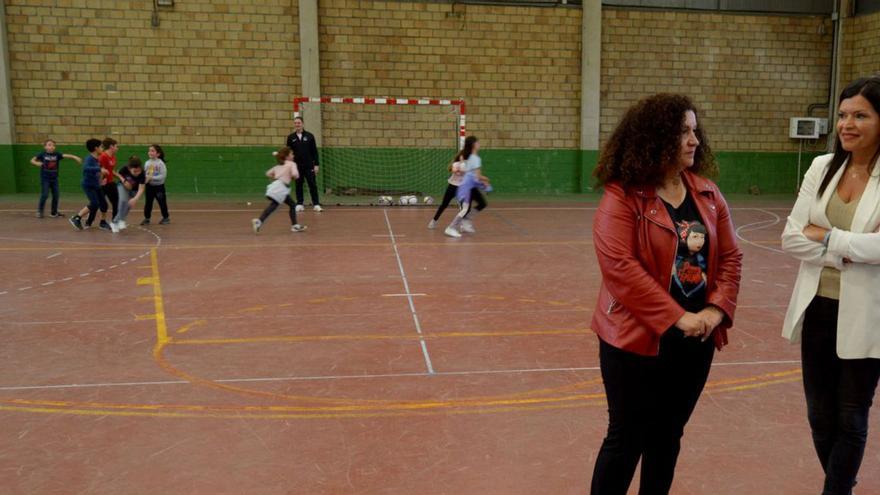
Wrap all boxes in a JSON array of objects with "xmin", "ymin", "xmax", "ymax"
[
  {"xmin": 159, "ymin": 218, "xmax": 170, "ymax": 225},
  {"xmin": 251, "ymin": 218, "xmax": 262, "ymax": 233},
  {"xmin": 313, "ymin": 205, "xmax": 323, "ymax": 212},
  {"xmin": 69, "ymin": 215, "xmax": 83, "ymax": 231},
  {"xmin": 109, "ymin": 221, "xmax": 120, "ymax": 233},
  {"xmin": 444, "ymin": 226, "xmax": 462, "ymax": 238},
  {"xmin": 99, "ymin": 220, "xmax": 111, "ymax": 231},
  {"xmin": 50, "ymin": 212, "xmax": 62, "ymax": 218},
  {"xmin": 118, "ymin": 220, "xmax": 128, "ymax": 230},
  {"xmin": 140, "ymin": 218, "xmax": 151, "ymax": 225},
  {"xmin": 36, "ymin": 212, "xmax": 44, "ymax": 218},
  {"xmin": 428, "ymin": 219, "xmax": 437, "ymax": 229},
  {"xmin": 295, "ymin": 204, "xmax": 305, "ymax": 212},
  {"xmin": 291, "ymin": 224, "xmax": 308, "ymax": 233},
  {"xmin": 460, "ymin": 220, "xmax": 476, "ymax": 234}
]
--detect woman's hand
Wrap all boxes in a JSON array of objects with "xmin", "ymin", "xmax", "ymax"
[
  {"xmin": 128, "ymin": 198, "xmax": 137, "ymax": 208},
  {"xmin": 803, "ymin": 224, "xmax": 830, "ymax": 243},
  {"xmin": 696, "ymin": 306, "xmax": 725, "ymax": 341},
  {"xmin": 675, "ymin": 312, "xmax": 707, "ymax": 338}
]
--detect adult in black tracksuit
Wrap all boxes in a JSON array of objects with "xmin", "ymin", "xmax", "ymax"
[{"xmin": 286, "ymin": 116, "xmax": 321, "ymax": 211}]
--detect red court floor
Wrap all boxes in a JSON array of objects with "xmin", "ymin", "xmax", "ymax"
[{"xmin": 0, "ymin": 197, "xmax": 877, "ymax": 494}]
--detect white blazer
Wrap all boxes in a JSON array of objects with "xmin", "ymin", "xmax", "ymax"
[{"xmin": 782, "ymin": 153, "xmax": 880, "ymax": 359}]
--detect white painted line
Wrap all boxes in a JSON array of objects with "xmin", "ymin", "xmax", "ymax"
[
  {"xmin": 213, "ymin": 251, "xmax": 234, "ymax": 270},
  {"xmin": 17, "ymin": 287, "xmax": 31, "ymax": 291},
  {"xmin": 79, "ymin": 273, "xmax": 90, "ymax": 277},
  {"xmin": 735, "ymin": 208, "xmax": 785, "ymax": 255},
  {"xmin": 382, "ymin": 293, "xmax": 426, "ymax": 297},
  {"xmin": 61, "ymin": 277, "xmax": 73, "ymax": 282},
  {"xmin": 121, "ymin": 261, "xmax": 128, "ymax": 265},
  {"xmin": 0, "ymin": 359, "xmax": 802, "ymax": 392},
  {"xmin": 94, "ymin": 268, "xmax": 105, "ymax": 273},
  {"xmin": 46, "ymin": 252, "xmax": 62, "ymax": 259},
  {"xmin": 0, "ymin": 291, "xmax": 7, "ymax": 295},
  {"xmin": 41, "ymin": 281, "xmax": 54, "ymax": 286},
  {"xmin": 383, "ymin": 209, "xmax": 434, "ymax": 374},
  {"xmin": 372, "ymin": 234, "xmax": 407, "ymax": 238},
  {"xmin": 110, "ymin": 265, "xmax": 118, "ymax": 269},
  {"xmin": 130, "ymin": 258, "xmax": 138, "ymax": 261}
]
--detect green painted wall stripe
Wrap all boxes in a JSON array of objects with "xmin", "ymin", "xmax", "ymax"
[{"xmin": 10, "ymin": 144, "xmax": 822, "ymax": 197}]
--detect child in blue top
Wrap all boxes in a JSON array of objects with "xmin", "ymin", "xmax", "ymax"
[
  {"xmin": 31, "ymin": 139, "xmax": 81, "ymax": 218},
  {"xmin": 68, "ymin": 139, "xmax": 109, "ymax": 231}
]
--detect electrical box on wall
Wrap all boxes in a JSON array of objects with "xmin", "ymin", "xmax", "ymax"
[{"xmin": 789, "ymin": 117, "xmax": 828, "ymax": 139}]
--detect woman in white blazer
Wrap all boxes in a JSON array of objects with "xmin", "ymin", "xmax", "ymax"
[{"xmin": 782, "ymin": 76, "xmax": 880, "ymax": 495}]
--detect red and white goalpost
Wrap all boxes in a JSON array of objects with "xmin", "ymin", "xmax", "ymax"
[{"xmin": 292, "ymin": 96, "xmax": 467, "ymax": 203}]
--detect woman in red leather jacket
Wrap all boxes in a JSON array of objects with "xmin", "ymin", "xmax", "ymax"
[{"xmin": 590, "ymin": 94, "xmax": 742, "ymax": 495}]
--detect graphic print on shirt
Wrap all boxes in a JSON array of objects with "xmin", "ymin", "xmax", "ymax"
[{"xmin": 672, "ymin": 219, "xmax": 708, "ymax": 298}]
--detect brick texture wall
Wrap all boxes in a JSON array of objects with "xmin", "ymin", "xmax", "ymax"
[
  {"xmin": 6, "ymin": 0, "xmax": 300, "ymax": 146},
  {"xmin": 601, "ymin": 8, "xmax": 833, "ymax": 152},
  {"xmin": 317, "ymin": 0, "xmax": 582, "ymax": 150},
  {"xmin": 841, "ymin": 10, "xmax": 880, "ymax": 84}
]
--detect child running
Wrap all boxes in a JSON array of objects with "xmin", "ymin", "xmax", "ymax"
[
  {"xmin": 99, "ymin": 137, "xmax": 119, "ymax": 227},
  {"xmin": 251, "ymin": 147, "xmax": 307, "ymax": 234},
  {"xmin": 142, "ymin": 144, "xmax": 170, "ymax": 225},
  {"xmin": 110, "ymin": 156, "xmax": 147, "ymax": 233},
  {"xmin": 427, "ymin": 153, "xmax": 465, "ymax": 229},
  {"xmin": 69, "ymin": 139, "xmax": 108, "ymax": 230},
  {"xmin": 31, "ymin": 139, "xmax": 82, "ymax": 218},
  {"xmin": 445, "ymin": 136, "xmax": 490, "ymax": 238}
]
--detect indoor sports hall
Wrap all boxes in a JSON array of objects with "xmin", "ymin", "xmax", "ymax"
[{"xmin": 1, "ymin": 1, "xmax": 879, "ymax": 494}]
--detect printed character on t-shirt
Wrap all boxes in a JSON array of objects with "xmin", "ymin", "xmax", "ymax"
[{"xmin": 672, "ymin": 220, "xmax": 708, "ymax": 298}]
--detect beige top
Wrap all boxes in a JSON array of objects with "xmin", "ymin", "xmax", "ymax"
[{"xmin": 817, "ymin": 190, "xmax": 861, "ymax": 299}]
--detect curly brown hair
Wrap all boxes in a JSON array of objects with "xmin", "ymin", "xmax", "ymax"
[{"xmin": 594, "ymin": 94, "xmax": 717, "ymax": 188}]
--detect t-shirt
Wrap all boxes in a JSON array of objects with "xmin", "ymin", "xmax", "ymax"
[
  {"xmin": 662, "ymin": 193, "xmax": 709, "ymax": 313},
  {"xmin": 463, "ymin": 154, "xmax": 482, "ymax": 173},
  {"xmin": 267, "ymin": 161, "xmax": 298, "ymax": 185},
  {"xmin": 99, "ymin": 152, "xmax": 117, "ymax": 185},
  {"xmin": 118, "ymin": 166, "xmax": 145, "ymax": 195},
  {"xmin": 35, "ymin": 151, "xmax": 63, "ymax": 176},
  {"xmin": 448, "ymin": 161, "xmax": 465, "ymax": 186},
  {"xmin": 81, "ymin": 154, "xmax": 102, "ymax": 189}
]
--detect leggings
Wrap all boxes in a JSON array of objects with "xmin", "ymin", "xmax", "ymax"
[
  {"xmin": 451, "ymin": 188, "xmax": 487, "ymax": 225},
  {"xmin": 83, "ymin": 185, "xmax": 108, "ymax": 225},
  {"xmin": 144, "ymin": 183, "xmax": 169, "ymax": 220},
  {"xmin": 102, "ymin": 182, "xmax": 119, "ymax": 220},
  {"xmin": 259, "ymin": 195, "xmax": 298, "ymax": 225},
  {"xmin": 432, "ymin": 183, "xmax": 458, "ymax": 221},
  {"xmin": 114, "ymin": 183, "xmax": 134, "ymax": 223}
]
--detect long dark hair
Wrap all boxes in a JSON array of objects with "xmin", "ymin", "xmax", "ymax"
[
  {"xmin": 150, "ymin": 144, "xmax": 166, "ymax": 162},
  {"xmin": 594, "ymin": 94, "xmax": 716, "ymax": 188},
  {"xmin": 818, "ymin": 77, "xmax": 880, "ymax": 196},
  {"xmin": 455, "ymin": 136, "xmax": 478, "ymax": 162}
]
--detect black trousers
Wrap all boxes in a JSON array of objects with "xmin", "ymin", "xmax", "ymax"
[
  {"xmin": 102, "ymin": 182, "xmax": 119, "ymax": 219},
  {"xmin": 802, "ymin": 296, "xmax": 880, "ymax": 495},
  {"xmin": 294, "ymin": 165, "xmax": 320, "ymax": 206},
  {"xmin": 259, "ymin": 195, "xmax": 297, "ymax": 225},
  {"xmin": 39, "ymin": 174, "xmax": 59, "ymax": 214},
  {"xmin": 591, "ymin": 330, "xmax": 715, "ymax": 495},
  {"xmin": 432, "ymin": 184, "xmax": 458, "ymax": 221},
  {"xmin": 82, "ymin": 185, "xmax": 107, "ymax": 225},
  {"xmin": 144, "ymin": 184, "xmax": 170, "ymax": 220}
]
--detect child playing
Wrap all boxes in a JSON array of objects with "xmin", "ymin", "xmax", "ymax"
[
  {"xmin": 110, "ymin": 156, "xmax": 147, "ymax": 233},
  {"xmin": 69, "ymin": 139, "xmax": 108, "ymax": 231},
  {"xmin": 427, "ymin": 154, "xmax": 465, "ymax": 229},
  {"xmin": 142, "ymin": 144, "xmax": 170, "ymax": 225},
  {"xmin": 32, "ymin": 139, "xmax": 82, "ymax": 218},
  {"xmin": 98, "ymin": 138, "xmax": 120, "ymax": 229},
  {"xmin": 251, "ymin": 147, "xmax": 307, "ymax": 234},
  {"xmin": 445, "ymin": 136, "xmax": 490, "ymax": 238}
]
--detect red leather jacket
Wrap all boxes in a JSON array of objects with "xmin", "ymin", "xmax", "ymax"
[{"xmin": 591, "ymin": 172, "xmax": 743, "ymax": 356}]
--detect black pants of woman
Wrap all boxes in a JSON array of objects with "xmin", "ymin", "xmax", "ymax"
[
  {"xmin": 802, "ymin": 296, "xmax": 880, "ymax": 495},
  {"xmin": 144, "ymin": 184, "xmax": 170, "ymax": 221},
  {"xmin": 259, "ymin": 195, "xmax": 297, "ymax": 225},
  {"xmin": 591, "ymin": 329, "xmax": 715, "ymax": 495},
  {"xmin": 432, "ymin": 184, "xmax": 458, "ymax": 221}
]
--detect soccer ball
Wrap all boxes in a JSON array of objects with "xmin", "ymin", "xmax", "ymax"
[
  {"xmin": 378, "ymin": 195, "xmax": 392, "ymax": 205},
  {"xmin": 408, "ymin": 196, "xmax": 419, "ymax": 205},
  {"xmin": 400, "ymin": 195, "xmax": 417, "ymax": 205},
  {"xmin": 423, "ymin": 196, "xmax": 434, "ymax": 205}
]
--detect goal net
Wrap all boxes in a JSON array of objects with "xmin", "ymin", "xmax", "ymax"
[{"xmin": 294, "ymin": 97, "xmax": 466, "ymax": 203}]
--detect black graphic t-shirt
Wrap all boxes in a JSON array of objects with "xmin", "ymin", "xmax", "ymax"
[
  {"xmin": 35, "ymin": 151, "xmax": 63, "ymax": 176},
  {"xmin": 662, "ymin": 193, "xmax": 709, "ymax": 313}
]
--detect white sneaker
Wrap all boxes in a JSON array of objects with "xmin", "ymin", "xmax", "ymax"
[
  {"xmin": 251, "ymin": 218, "xmax": 262, "ymax": 233},
  {"xmin": 460, "ymin": 220, "xmax": 476, "ymax": 234},
  {"xmin": 118, "ymin": 220, "xmax": 127, "ymax": 230},
  {"xmin": 313, "ymin": 205, "xmax": 323, "ymax": 212},
  {"xmin": 295, "ymin": 204, "xmax": 305, "ymax": 212},
  {"xmin": 109, "ymin": 221, "xmax": 120, "ymax": 233},
  {"xmin": 444, "ymin": 226, "xmax": 462, "ymax": 238},
  {"xmin": 428, "ymin": 219, "xmax": 437, "ymax": 229},
  {"xmin": 291, "ymin": 224, "xmax": 307, "ymax": 232}
]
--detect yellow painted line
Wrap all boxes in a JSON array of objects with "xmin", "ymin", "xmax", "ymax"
[
  {"xmin": 176, "ymin": 319, "xmax": 207, "ymax": 334},
  {"xmin": 136, "ymin": 277, "xmax": 155, "ymax": 285},
  {"xmin": 171, "ymin": 328, "xmax": 591, "ymax": 346},
  {"xmin": 237, "ymin": 305, "xmax": 267, "ymax": 314},
  {"xmin": 147, "ymin": 248, "xmax": 169, "ymax": 344},
  {"xmin": 135, "ymin": 314, "xmax": 157, "ymax": 321}
]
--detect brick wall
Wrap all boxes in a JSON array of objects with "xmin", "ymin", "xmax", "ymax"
[
  {"xmin": 841, "ymin": 10, "xmax": 880, "ymax": 84},
  {"xmin": 6, "ymin": 0, "xmax": 300, "ymax": 146},
  {"xmin": 601, "ymin": 8, "xmax": 833, "ymax": 152},
  {"xmin": 317, "ymin": 0, "xmax": 582, "ymax": 150}
]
